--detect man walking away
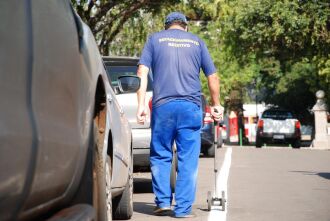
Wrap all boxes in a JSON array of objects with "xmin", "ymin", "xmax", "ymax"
[{"xmin": 136, "ymin": 12, "xmax": 222, "ymax": 218}]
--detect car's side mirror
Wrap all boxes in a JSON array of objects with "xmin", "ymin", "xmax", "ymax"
[{"xmin": 117, "ymin": 76, "xmax": 140, "ymax": 93}]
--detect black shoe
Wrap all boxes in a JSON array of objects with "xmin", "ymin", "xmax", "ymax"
[{"xmin": 153, "ymin": 206, "xmax": 172, "ymax": 216}]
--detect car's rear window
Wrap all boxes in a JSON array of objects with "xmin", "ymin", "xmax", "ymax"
[
  {"xmin": 106, "ymin": 66, "xmax": 153, "ymax": 92},
  {"xmin": 262, "ymin": 110, "xmax": 294, "ymax": 119}
]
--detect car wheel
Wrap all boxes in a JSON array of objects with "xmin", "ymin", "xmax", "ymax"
[
  {"xmin": 292, "ymin": 139, "xmax": 301, "ymax": 149},
  {"xmin": 70, "ymin": 123, "xmax": 112, "ymax": 221},
  {"xmin": 112, "ymin": 153, "xmax": 133, "ymax": 220},
  {"xmin": 256, "ymin": 137, "xmax": 263, "ymax": 148},
  {"xmin": 94, "ymin": 124, "xmax": 113, "ymax": 221},
  {"xmin": 206, "ymin": 145, "xmax": 215, "ymax": 157}
]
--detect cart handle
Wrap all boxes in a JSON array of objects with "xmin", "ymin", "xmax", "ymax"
[{"xmin": 213, "ymin": 108, "xmax": 224, "ymax": 127}]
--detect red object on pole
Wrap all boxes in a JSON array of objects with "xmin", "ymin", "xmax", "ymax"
[{"xmin": 229, "ymin": 117, "xmax": 238, "ymax": 136}]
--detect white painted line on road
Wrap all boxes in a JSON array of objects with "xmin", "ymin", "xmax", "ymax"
[{"xmin": 208, "ymin": 147, "xmax": 232, "ymax": 221}]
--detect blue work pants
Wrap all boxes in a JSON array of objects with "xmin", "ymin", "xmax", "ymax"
[{"xmin": 150, "ymin": 100, "xmax": 202, "ymax": 216}]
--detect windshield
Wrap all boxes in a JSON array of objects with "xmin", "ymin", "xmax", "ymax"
[
  {"xmin": 106, "ymin": 66, "xmax": 153, "ymax": 91},
  {"xmin": 262, "ymin": 110, "xmax": 294, "ymax": 120}
]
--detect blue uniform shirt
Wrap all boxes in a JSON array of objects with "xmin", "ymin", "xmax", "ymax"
[{"xmin": 139, "ymin": 29, "xmax": 216, "ymax": 107}]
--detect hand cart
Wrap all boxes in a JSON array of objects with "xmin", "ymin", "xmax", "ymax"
[{"xmin": 207, "ymin": 120, "xmax": 226, "ymax": 211}]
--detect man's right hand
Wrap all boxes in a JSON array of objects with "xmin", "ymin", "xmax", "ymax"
[
  {"xmin": 137, "ymin": 106, "xmax": 147, "ymax": 124},
  {"xmin": 211, "ymin": 105, "xmax": 224, "ymax": 122},
  {"xmin": 136, "ymin": 64, "xmax": 149, "ymax": 125}
]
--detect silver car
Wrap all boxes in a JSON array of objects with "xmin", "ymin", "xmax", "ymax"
[
  {"xmin": 0, "ymin": 1, "xmax": 137, "ymax": 220},
  {"xmin": 103, "ymin": 56, "xmax": 153, "ymax": 168},
  {"xmin": 256, "ymin": 109, "xmax": 301, "ymax": 148}
]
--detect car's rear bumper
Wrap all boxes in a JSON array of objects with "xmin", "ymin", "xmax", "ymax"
[
  {"xmin": 133, "ymin": 148, "xmax": 150, "ymax": 167},
  {"xmin": 132, "ymin": 128, "xmax": 151, "ymax": 167},
  {"xmin": 257, "ymin": 131, "xmax": 300, "ymax": 143},
  {"xmin": 132, "ymin": 128, "xmax": 151, "ymax": 149}
]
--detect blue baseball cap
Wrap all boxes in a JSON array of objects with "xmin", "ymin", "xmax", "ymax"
[{"xmin": 165, "ymin": 12, "xmax": 188, "ymax": 25}]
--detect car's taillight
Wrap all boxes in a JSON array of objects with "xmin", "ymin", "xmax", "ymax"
[
  {"xmin": 295, "ymin": 120, "xmax": 301, "ymax": 137},
  {"xmin": 148, "ymin": 97, "xmax": 152, "ymax": 111},
  {"xmin": 204, "ymin": 106, "xmax": 214, "ymax": 124},
  {"xmin": 257, "ymin": 119, "xmax": 264, "ymax": 129}
]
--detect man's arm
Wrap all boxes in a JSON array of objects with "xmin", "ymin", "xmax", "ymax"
[
  {"xmin": 136, "ymin": 64, "xmax": 149, "ymax": 124},
  {"xmin": 207, "ymin": 73, "xmax": 223, "ymax": 121}
]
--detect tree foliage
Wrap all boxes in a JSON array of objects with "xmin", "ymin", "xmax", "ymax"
[
  {"xmin": 73, "ymin": 0, "xmax": 330, "ymax": 113},
  {"xmin": 219, "ymin": 0, "xmax": 330, "ymax": 112},
  {"xmin": 71, "ymin": 0, "xmax": 180, "ymax": 54}
]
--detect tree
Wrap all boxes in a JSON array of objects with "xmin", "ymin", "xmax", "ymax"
[
  {"xmin": 219, "ymin": 0, "xmax": 330, "ymax": 112},
  {"xmin": 71, "ymin": 0, "xmax": 180, "ymax": 54},
  {"xmin": 73, "ymin": 0, "xmax": 330, "ymax": 113},
  {"xmin": 108, "ymin": 4, "xmax": 180, "ymax": 56}
]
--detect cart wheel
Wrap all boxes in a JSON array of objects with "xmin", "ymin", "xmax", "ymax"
[
  {"xmin": 207, "ymin": 191, "xmax": 212, "ymax": 211},
  {"xmin": 170, "ymin": 143, "xmax": 177, "ymax": 193},
  {"xmin": 221, "ymin": 191, "xmax": 226, "ymax": 211}
]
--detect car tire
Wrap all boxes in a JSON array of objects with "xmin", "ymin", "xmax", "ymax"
[
  {"xmin": 292, "ymin": 139, "xmax": 301, "ymax": 149},
  {"xmin": 70, "ymin": 123, "xmax": 112, "ymax": 221},
  {"xmin": 73, "ymin": 87, "xmax": 112, "ymax": 221},
  {"xmin": 256, "ymin": 137, "xmax": 263, "ymax": 148},
  {"xmin": 112, "ymin": 153, "xmax": 133, "ymax": 220},
  {"xmin": 94, "ymin": 124, "xmax": 113, "ymax": 221},
  {"xmin": 206, "ymin": 145, "xmax": 215, "ymax": 157}
]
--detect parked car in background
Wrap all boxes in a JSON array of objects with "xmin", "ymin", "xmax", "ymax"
[
  {"xmin": 103, "ymin": 56, "xmax": 153, "ymax": 168},
  {"xmin": 201, "ymin": 95, "xmax": 225, "ymax": 156},
  {"xmin": 256, "ymin": 108, "xmax": 301, "ymax": 148},
  {"xmin": 301, "ymin": 125, "xmax": 313, "ymax": 142},
  {"xmin": 0, "ymin": 1, "xmax": 137, "ymax": 220}
]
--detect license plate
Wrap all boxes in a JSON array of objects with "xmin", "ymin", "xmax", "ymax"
[
  {"xmin": 273, "ymin": 134, "xmax": 285, "ymax": 139},
  {"xmin": 301, "ymin": 135, "xmax": 311, "ymax": 141}
]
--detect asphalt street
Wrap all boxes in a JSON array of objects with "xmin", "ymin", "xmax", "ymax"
[{"xmin": 123, "ymin": 146, "xmax": 330, "ymax": 221}]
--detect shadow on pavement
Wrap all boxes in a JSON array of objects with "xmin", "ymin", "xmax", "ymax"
[
  {"xmin": 133, "ymin": 202, "xmax": 156, "ymax": 216},
  {"xmin": 197, "ymin": 207, "xmax": 209, "ymax": 212},
  {"xmin": 318, "ymin": 172, "xmax": 330, "ymax": 180},
  {"xmin": 199, "ymin": 153, "xmax": 213, "ymax": 158},
  {"xmin": 133, "ymin": 202, "xmax": 209, "ymax": 219},
  {"xmin": 134, "ymin": 177, "xmax": 153, "ymax": 193},
  {"xmin": 290, "ymin": 171, "xmax": 330, "ymax": 180}
]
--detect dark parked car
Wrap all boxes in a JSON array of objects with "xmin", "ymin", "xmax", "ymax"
[
  {"xmin": 200, "ymin": 95, "xmax": 224, "ymax": 156},
  {"xmin": 103, "ymin": 56, "xmax": 153, "ymax": 168},
  {"xmin": 256, "ymin": 109, "xmax": 301, "ymax": 148},
  {"xmin": 0, "ymin": 1, "xmax": 138, "ymax": 220}
]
